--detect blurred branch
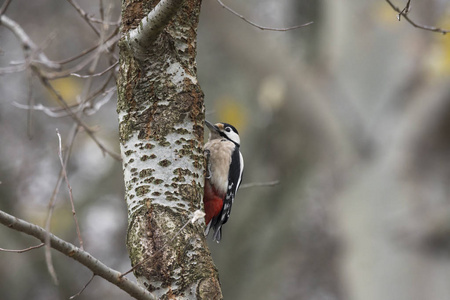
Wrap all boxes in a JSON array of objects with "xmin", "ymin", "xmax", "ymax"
[
  {"xmin": 12, "ymin": 83, "xmax": 116, "ymax": 117},
  {"xmin": 216, "ymin": 0, "xmax": 313, "ymax": 31},
  {"xmin": 0, "ymin": 0, "xmax": 12, "ymax": 16},
  {"xmin": 0, "ymin": 209, "xmax": 156, "ymax": 300},
  {"xmin": 71, "ymin": 60, "xmax": 118, "ymax": 78},
  {"xmin": 36, "ymin": 73, "xmax": 121, "ymax": 160},
  {"xmin": 69, "ymin": 273, "xmax": 96, "ymax": 299},
  {"xmin": 0, "ymin": 63, "xmax": 27, "ymax": 74},
  {"xmin": 126, "ymin": 0, "xmax": 184, "ymax": 59},
  {"xmin": 39, "ymin": 34, "xmax": 120, "ymax": 80},
  {"xmin": 44, "ymin": 124, "xmax": 80, "ymax": 285},
  {"xmin": 240, "ymin": 180, "xmax": 280, "ymax": 189},
  {"xmin": 66, "ymin": 0, "xmax": 101, "ymax": 36},
  {"xmin": 385, "ymin": 0, "xmax": 450, "ymax": 34},
  {"xmin": 12, "ymin": 102, "xmax": 78, "ymax": 118},
  {"xmin": 0, "ymin": 243, "xmax": 44, "ymax": 253},
  {"xmin": 66, "ymin": 0, "xmax": 120, "ymax": 36},
  {"xmin": 396, "ymin": 0, "xmax": 411, "ymax": 21},
  {"xmin": 55, "ymin": 29, "xmax": 119, "ymax": 65},
  {"xmin": 26, "ymin": 69, "xmax": 34, "ymax": 138},
  {"xmin": 56, "ymin": 129, "xmax": 84, "ymax": 250},
  {"xmin": 0, "ymin": 15, "xmax": 61, "ymax": 70},
  {"xmin": 66, "ymin": 0, "xmax": 119, "ymax": 63}
]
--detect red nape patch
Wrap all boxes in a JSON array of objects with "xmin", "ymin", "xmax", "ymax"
[{"xmin": 203, "ymin": 181, "xmax": 224, "ymax": 225}]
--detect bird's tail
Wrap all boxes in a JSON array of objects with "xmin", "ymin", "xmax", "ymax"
[{"xmin": 204, "ymin": 219, "xmax": 222, "ymax": 243}]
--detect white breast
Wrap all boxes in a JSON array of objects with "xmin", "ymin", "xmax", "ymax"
[{"xmin": 205, "ymin": 139, "xmax": 235, "ymax": 195}]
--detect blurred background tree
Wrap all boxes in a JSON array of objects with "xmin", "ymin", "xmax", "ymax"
[{"xmin": 1, "ymin": 0, "xmax": 450, "ymax": 299}]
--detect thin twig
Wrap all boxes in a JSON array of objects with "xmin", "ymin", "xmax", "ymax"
[
  {"xmin": 239, "ymin": 180, "xmax": 280, "ymax": 189},
  {"xmin": 12, "ymin": 85, "xmax": 116, "ymax": 118},
  {"xmin": 55, "ymin": 30, "xmax": 119, "ymax": 65},
  {"xmin": 0, "ymin": 64, "xmax": 27, "ymax": 75},
  {"xmin": 26, "ymin": 69, "xmax": 34, "ymax": 139},
  {"xmin": 38, "ymin": 31, "xmax": 120, "ymax": 80},
  {"xmin": 56, "ymin": 129, "xmax": 84, "ymax": 250},
  {"xmin": 397, "ymin": 0, "xmax": 411, "ymax": 21},
  {"xmin": 69, "ymin": 273, "xmax": 96, "ymax": 299},
  {"xmin": 0, "ymin": 15, "xmax": 60, "ymax": 70},
  {"xmin": 66, "ymin": 0, "xmax": 119, "ymax": 62},
  {"xmin": 66, "ymin": 0, "xmax": 101, "ymax": 36},
  {"xmin": 35, "ymin": 73, "xmax": 121, "ymax": 160},
  {"xmin": 83, "ymin": 86, "xmax": 116, "ymax": 115},
  {"xmin": 216, "ymin": 0, "xmax": 313, "ymax": 31},
  {"xmin": 0, "ymin": 0, "xmax": 12, "ymax": 17},
  {"xmin": 88, "ymin": 17, "xmax": 121, "ymax": 26},
  {"xmin": 0, "ymin": 209, "xmax": 156, "ymax": 300},
  {"xmin": 385, "ymin": 0, "xmax": 450, "ymax": 34},
  {"xmin": 0, "ymin": 243, "xmax": 45, "ymax": 253},
  {"xmin": 44, "ymin": 124, "xmax": 79, "ymax": 285},
  {"xmin": 71, "ymin": 60, "xmax": 118, "ymax": 78},
  {"xmin": 99, "ymin": 0, "xmax": 104, "ymax": 21},
  {"xmin": 12, "ymin": 102, "xmax": 77, "ymax": 118}
]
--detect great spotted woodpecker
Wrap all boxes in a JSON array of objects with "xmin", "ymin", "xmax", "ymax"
[{"xmin": 204, "ymin": 120, "xmax": 244, "ymax": 242}]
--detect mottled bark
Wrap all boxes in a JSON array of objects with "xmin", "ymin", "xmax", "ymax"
[{"xmin": 117, "ymin": 0, "xmax": 222, "ymax": 299}]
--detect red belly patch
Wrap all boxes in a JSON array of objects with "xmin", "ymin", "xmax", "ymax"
[{"xmin": 203, "ymin": 181, "xmax": 225, "ymax": 225}]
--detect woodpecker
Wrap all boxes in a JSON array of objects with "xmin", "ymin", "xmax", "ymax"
[{"xmin": 203, "ymin": 120, "xmax": 244, "ymax": 242}]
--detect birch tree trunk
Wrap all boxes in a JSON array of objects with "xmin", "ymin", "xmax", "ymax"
[{"xmin": 116, "ymin": 0, "xmax": 222, "ymax": 299}]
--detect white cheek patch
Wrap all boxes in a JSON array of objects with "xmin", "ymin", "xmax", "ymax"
[{"xmin": 228, "ymin": 131, "xmax": 240, "ymax": 145}]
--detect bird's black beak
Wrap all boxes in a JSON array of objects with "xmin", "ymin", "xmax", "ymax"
[{"xmin": 205, "ymin": 120, "xmax": 219, "ymax": 133}]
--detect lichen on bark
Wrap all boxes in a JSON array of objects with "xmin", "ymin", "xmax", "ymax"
[{"xmin": 117, "ymin": 0, "xmax": 222, "ymax": 299}]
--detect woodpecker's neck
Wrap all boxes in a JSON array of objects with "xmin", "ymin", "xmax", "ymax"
[{"xmin": 224, "ymin": 137, "xmax": 240, "ymax": 148}]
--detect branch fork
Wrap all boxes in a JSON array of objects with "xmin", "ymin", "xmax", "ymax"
[{"xmin": 125, "ymin": 0, "xmax": 185, "ymax": 59}]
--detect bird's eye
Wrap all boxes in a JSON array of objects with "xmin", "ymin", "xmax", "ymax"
[{"xmin": 225, "ymin": 127, "xmax": 231, "ymax": 132}]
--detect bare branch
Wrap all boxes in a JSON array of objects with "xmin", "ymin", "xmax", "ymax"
[
  {"xmin": 12, "ymin": 86, "xmax": 116, "ymax": 118},
  {"xmin": 396, "ymin": 0, "xmax": 411, "ymax": 21},
  {"xmin": 36, "ymin": 74, "xmax": 121, "ymax": 160},
  {"xmin": 0, "ymin": 243, "xmax": 45, "ymax": 253},
  {"xmin": 0, "ymin": 15, "xmax": 61, "ymax": 70},
  {"xmin": 71, "ymin": 61, "xmax": 118, "ymax": 78},
  {"xmin": 0, "ymin": 64, "xmax": 27, "ymax": 75},
  {"xmin": 55, "ymin": 29, "xmax": 119, "ymax": 65},
  {"xmin": 44, "ymin": 124, "xmax": 80, "ymax": 285},
  {"xmin": 66, "ymin": 0, "xmax": 101, "ymax": 36},
  {"xmin": 69, "ymin": 273, "xmax": 96, "ymax": 299},
  {"xmin": 0, "ymin": 0, "xmax": 13, "ymax": 17},
  {"xmin": 0, "ymin": 209, "xmax": 156, "ymax": 300},
  {"xmin": 12, "ymin": 102, "xmax": 76, "ymax": 118},
  {"xmin": 385, "ymin": 0, "xmax": 450, "ymax": 34},
  {"xmin": 216, "ymin": 0, "xmax": 313, "ymax": 31},
  {"xmin": 126, "ymin": 0, "xmax": 185, "ymax": 59},
  {"xmin": 56, "ymin": 129, "xmax": 84, "ymax": 250},
  {"xmin": 39, "ymin": 34, "xmax": 120, "ymax": 80},
  {"xmin": 82, "ymin": 16, "xmax": 121, "ymax": 26},
  {"xmin": 26, "ymin": 69, "xmax": 34, "ymax": 138},
  {"xmin": 83, "ymin": 86, "xmax": 116, "ymax": 115},
  {"xmin": 65, "ymin": 0, "xmax": 119, "ymax": 64},
  {"xmin": 240, "ymin": 180, "xmax": 280, "ymax": 189},
  {"xmin": 99, "ymin": 0, "xmax": 104, "ymax": 21}
]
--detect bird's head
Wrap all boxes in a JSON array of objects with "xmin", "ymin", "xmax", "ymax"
[{"xmin": 205, "ymin": 120, "xmax": 240, "ymax": 146}]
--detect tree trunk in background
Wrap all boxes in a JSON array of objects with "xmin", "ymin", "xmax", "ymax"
[{"xmin": 117, "ymin": 0, "xmax": 222, "ymax": 299}]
